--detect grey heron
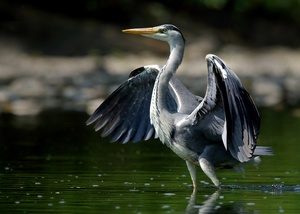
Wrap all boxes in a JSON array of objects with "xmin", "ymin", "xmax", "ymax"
[{"xmin": 87, "ymin": 24, "xmax": 272, "ymax": 189}]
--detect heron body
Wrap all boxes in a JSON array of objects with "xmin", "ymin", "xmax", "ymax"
[{"xmin": 87, "ymin": 24, "xmax": 272, "ymax": 189}]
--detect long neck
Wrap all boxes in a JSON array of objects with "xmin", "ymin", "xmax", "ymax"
[
  {"xmin": 164, "ymin": 42, "xmax": 184, "ymax": 76},
  {"xmin": 150, "ymin": 39, "xmax": 184, "ymax": 144},
  {"xmin": 158, "ymin": 40, "xmax": 185, "ymax": 109}
]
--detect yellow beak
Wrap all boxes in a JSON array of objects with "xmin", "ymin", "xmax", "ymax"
[{"xmin": 122, "ymin": 27, "xmax": 159, "ymax": 35}]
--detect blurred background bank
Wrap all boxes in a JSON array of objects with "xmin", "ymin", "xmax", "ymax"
[{"xmin": 0, "ymin": 0, "xmax": 300, "ymax": 116}]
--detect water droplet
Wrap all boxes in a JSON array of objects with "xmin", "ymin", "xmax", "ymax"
[
  {"xmin": 278, "ymin": 206, "xmax": 284, "ymax": 213},
  {"xmin": 215, "ymin": 205, "xmax": 221, "ymax": 209},
  {"xmin": 124, "ymin": 182, "xmax": 132, "ymax": 185},
  {"xmin": 129, "ymin": 188, "xmax": 139, "ymax": 192},
  {"xmin": 200, "ymin": 180, "xmax": 209, "ymax": 185},
  {"xmin": 59, "ymin": 200, "xmax": 65, "ymax": 204},
  {"xmin": 164, "ymin": 193, "xmax": 175, "ymax": 196}
]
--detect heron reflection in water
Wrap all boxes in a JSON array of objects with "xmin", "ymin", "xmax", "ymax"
[{"xmin": 87, "ymin": 24, "xmax": 272, "ymax": 190}]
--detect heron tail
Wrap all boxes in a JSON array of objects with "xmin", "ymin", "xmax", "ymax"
[{"xmin": 254, "ymin": 146, "xmax": 274, "ymax": 156}]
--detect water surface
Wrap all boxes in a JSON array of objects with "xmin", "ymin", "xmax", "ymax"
[{"xmin": 0, "ymin": 109, "xmax": 299, "ymax": 213}]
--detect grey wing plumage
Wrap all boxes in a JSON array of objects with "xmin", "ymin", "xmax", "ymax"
[
  {"xmin": 86, "ymin": 66, "xmax": 159, "ymax": 144},
  {"xmin": 213, "ymin": 55, "xmax": 260, "ymax": 162},
  {"xmin": 86, "ymin": 65, "xmax": 178, "ymax": 144},
  {"xmin": 193, "ymin": 54, "xmax": 260, "ymax": 162}
]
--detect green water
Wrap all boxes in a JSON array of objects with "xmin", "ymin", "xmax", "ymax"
[{"xmin": 0, "ymin": 109, "xmax": 299, "ymax": 213}]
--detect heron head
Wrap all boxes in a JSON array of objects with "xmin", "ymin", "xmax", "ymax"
[{"xmin": 122, "ymin": 24, "xmax": 185, "ymax": 44}]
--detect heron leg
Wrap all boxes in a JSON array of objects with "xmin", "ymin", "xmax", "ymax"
[
  {"xmin": 199, "ymin": 158, "xmax": 220, "ymax": 188},
  {"xmin": 186, "ymin": 160, "xmax": 197, "ymax": 190}
]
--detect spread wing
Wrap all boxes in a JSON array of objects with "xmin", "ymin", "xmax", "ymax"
[
  {"xmin": 87, "ymin": 63, "xmax": 203, "ymax": 144},
  {"xmin": 87, "ymin": 64, "xmax": 195, "ymax": 144},
  {"xmin": 191, "ymin": 54, "xmax": 260, "ymax": 162},
  {"xmin": 86, "ymin": 66, "xmax": 160, "ymax": 144}
]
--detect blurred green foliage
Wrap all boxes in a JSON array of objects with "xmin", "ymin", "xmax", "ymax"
[
  {"xmin": 196, "ymin": 0, "xmax": 300, "ymax": 13},
  {"xmin": 2, "ymin": 0, "xmax": 300, "ymax": 23},
  {"xmin": 84, "ymin": 0, "xmax": 300, "ymax": 23},
  {"xmin": 1, "ymin": 0, "xmax": 300, "ymax": 47}
]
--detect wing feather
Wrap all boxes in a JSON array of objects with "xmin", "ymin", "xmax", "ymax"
[
  {"xmin": 87, "ymin": 66, "xmax": 159, "ymax": 143},
  {"xmin": 87, "ymin": 63, "xmax": 191, "ymax": 144},
  {"xmin": 211, "ymin": 55, "xmax": 260, "ymax": 162},
  {"xmin": 191, "ymin": 54, "xmax": 260, "ymax": 162}
]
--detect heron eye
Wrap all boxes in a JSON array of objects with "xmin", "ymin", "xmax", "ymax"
[{"xmin": 160, "ymin": 28, "xmax": 167, "ymax": 33}]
